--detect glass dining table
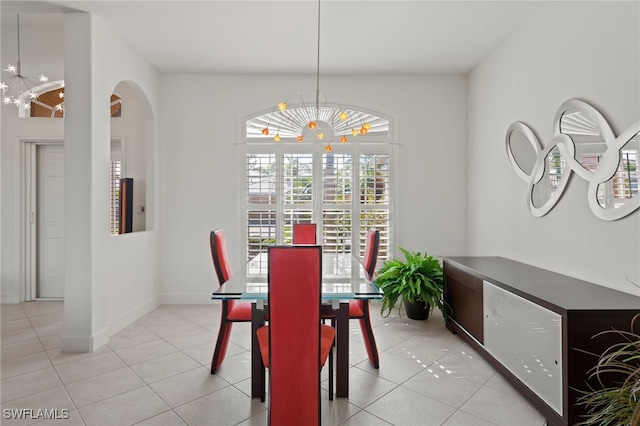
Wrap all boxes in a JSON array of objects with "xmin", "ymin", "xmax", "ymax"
[{"xmin": 211, "ymin": 251, "xmax": 382, "ymax": 400}]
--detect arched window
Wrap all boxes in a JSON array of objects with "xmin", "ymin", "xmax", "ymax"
[
  {"xmin": 24, "ymin": 81, "xmax": 122, "ymax": 118},
  {"xmin": 242, "ymin": 106, "xmax": 393, "ymax": 268},
  {"xmin": 246, "ymin": 105, "xmax": 390, "ymax": 142}
]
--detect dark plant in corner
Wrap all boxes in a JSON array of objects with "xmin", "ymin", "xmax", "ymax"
[
  {"xmin": 576, "ymin": 313, "xmax": 640, "ymax": 426},
  {"xmin": 375, "ymin": 247, "xmax": 450, "ymax": 320}
]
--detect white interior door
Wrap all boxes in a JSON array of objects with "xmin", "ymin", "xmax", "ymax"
[{"xmin": 36, "ymin": 144, "xmax": 65, "ymax": 299}]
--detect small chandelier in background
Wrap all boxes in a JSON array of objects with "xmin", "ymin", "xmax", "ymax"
[
  {"xmin": 1, "ymin": 14, "xmax": 49, "ymax": 110},
  {"xmin": 260, "ymin": 0, "xmax": 370, "ymax": 152}
]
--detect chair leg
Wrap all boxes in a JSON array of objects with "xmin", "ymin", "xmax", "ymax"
[
  {"xmin": 211, "ymin": 317, "xmax": 233, "ymax": 374},
  {"xmin": 328, "ymin": 344, "xmax": 334, "ymax": 401},
  {"xmin": 359, "ymin": 301, "xmax": 380, "ymax": 369}
]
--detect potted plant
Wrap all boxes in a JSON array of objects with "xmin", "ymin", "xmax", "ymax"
[
  {"xmin": 375, "ymin": 247, "xmax": 449, "ymax": 320},
  {"xmin": 576, "ymin": 314, "xmax": 640, "ymax": 426}
]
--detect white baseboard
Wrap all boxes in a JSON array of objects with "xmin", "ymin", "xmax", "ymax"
[
  {"xmin": 108, "ymin": 296, "xmax": 162, "ymax": 336},
  {"xmin": 60, "ymin": 326, "xmax": 109, "ymax": 353},
  {"xmin": 1, "ymin": 292, "xmax": 19, "ymax": 304}
]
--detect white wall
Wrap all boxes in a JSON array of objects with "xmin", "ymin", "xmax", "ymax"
[
  {"xmin": 158, "ymin": 74, "xmax": 468, "ymax": 301},
  {"xmin": 1, "ymin": 12, "xmax": 162, "ymax": 349},
  {"xmin": 64, "ymin": 14, "xmax": 162, "ymax": 348},
  {"xmin": 468, "ymin": 1, "xmax": 640, "ymax": 294},
  {"xmin": 1, "ymin": 14, "xmax": 65, "ymax": 303}
]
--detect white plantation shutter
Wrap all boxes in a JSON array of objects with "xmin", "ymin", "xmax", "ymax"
[
  {"xmin": 110, "ymin": 160, "xmax": 121, "ymax": 235},
  {"xmin": 110, "ymin": 140, "xmax": 123, "ymax": 236},
  {"xmin": 244, "ymin": 144, "xmax": 391, "ymax": 267},
  {"xmin": 358, "ymin": 154, "xmax": 390, "ymax": 261},
  {"xmin": 246, "ymin": 153, "xmax": 277, "ymax": 261}
]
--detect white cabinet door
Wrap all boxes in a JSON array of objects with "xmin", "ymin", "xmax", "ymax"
[{"xmin": 483, "ymin": 280, "xmax": 562, "ymax": 414}]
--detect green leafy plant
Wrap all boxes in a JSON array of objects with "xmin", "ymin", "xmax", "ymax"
[
  {"xmin": 577, "ymin": 314, "xmax": 640, "ymax": 426},
  {"xmin": 375, "ymin": 247, "xmax": 449, "ymax": 319}
]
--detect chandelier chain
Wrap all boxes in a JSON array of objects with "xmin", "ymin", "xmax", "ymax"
[{"xmin": 315, "ymin": 0, "xmax": 321, "ymax": 116}]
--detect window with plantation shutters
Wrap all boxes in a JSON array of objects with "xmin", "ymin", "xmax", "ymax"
[
  {"xmin": 110, "ymin": 160, "xmax": 121, "ymax": 235},
  {"xmin": 243, "ymin": 143, "xmax": 392, "ymax": 267},
  {"xmin": 110, "ymin": 141, "xmax": 123, "ymax": 236}
]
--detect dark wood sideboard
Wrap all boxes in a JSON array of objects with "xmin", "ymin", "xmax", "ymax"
[{"xmin": 443, "ymin": 256, "xmax": 640, "ymax": 426}]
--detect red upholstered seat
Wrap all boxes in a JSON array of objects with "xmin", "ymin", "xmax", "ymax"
[
  {"xmin": 292, "ymin": 223, "xmax": 317, "ymax": 244},
  {"xmin": 210, "ymin": 229, "xmax": 252, "ymax": 374},
  {"xmin": 257, "ymin": 324, "xmax": 335, "ymax": 369},
  {"xmin": 256, "ymin": 245, "xmax": 335, "ymax": 424}
]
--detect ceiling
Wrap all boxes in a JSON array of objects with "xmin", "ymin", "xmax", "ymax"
[{"xmin": 1, "ymin": 1, "xmax": 545, "ymax": 75}]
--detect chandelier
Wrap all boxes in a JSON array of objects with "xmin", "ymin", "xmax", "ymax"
[
  {"xmin": 1, "ymin": 15, "xmax": 49, "ymax": 110},
  {"xmin": 260, "ymin": 0, "xmax": 370, "ymax": 152}
]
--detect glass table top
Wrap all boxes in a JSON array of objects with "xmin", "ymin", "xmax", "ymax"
[{"xmin": 212, "ymin": 252, "xmax": 381, "ymax": 301}]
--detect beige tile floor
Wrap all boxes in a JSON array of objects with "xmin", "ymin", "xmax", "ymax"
[{"xmin": 1, "ymin": 301, "xmax": 547, "ymax": 425}]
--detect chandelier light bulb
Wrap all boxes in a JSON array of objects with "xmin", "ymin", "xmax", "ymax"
[
  {"xmin": 277, "ymin": 102, "xmax": 287, "ymax": 112},
  {"xmin": 340, "ymin": 135, "xmax": 347, "ymax": 143},
  {"xmin": 352, "ymin": 129, "xmax": 358, "ymax": 136},
  {"xmin": 339, "ymin": 111, "xmax": 348, "ymax": 121},
  {"xmin": 274, "ymin": 134, "xmax": 281, "ymax": 142},
  {"xmin": 308, "ymin": 121, "xmax": 317, "ymax": 129},
  {"xmin": 325, "ymin": 144, "xmax": 333, "ymax": 152},
  {"xmin": 297, "ymin": 135, "xmax": 304, "ymax": 142},
  {"xmin": 261, "ymin": 128, "xmax": 269, "ymax": 135},
  {"xmin": 317, "ymin": 132, "xmax": 324, "ymax": 140},
  {"xmin": 360, "ymin": 126, "xmax": 368, "ymax": 135},
  {"xmin": 363, "ymin": 122, "xmax": 371, "ymax": 130}
]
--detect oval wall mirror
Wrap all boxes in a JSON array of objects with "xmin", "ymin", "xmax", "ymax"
[
  {"xmin": 506, "ymin": 122, "xmax": 541, "ymax": 182},
  {"xmin": 554, "ymin": 99, "xmax": 616, "ymax": 181},
  {"xmin": 589, "ymin": 127, "xmax": 640, "ymax": 220},
  {"xmin": 559, "ymin": 108, "xmax": 608, "ymax": 176},
  {"xmin": 528, "ymin": 135, "xmax": 573, "ymax": 217}
]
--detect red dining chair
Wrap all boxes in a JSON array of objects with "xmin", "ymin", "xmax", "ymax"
[
  {"xmin": 323, "ymin": 229, "xmax": 380, "ymax": 369},
  {"xmin": 256, "ymin": 245, "xmax": 335, "ymax": 424},
  {"xmin": 355, "ymin": 229, "xmax": 380, "ymax": 368},
  {"xmin": 292, "ymin": 223, "xmax": 317, "ymax": 244},
  {"xmin": 210, "ymin": 229, "xmax": 252, "ymax": 374}
]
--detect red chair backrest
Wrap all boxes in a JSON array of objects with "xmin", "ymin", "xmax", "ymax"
[
  {"xmin": 362, "ymin": 229, "xmax": 380, "ymax": 279},
  {"xmin": 292, "ymin": 223, "xmax": 317, "ymax": 244},
  {"xmin": 210, "ymin": 230, "xmax": 232, "ymax": 286},
  {"xmin": 267, "ymin": 245, "xmax": 322, "ymax": 425}
]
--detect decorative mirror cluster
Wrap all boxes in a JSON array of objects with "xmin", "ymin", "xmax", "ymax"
[{"xmin": 506, "ymin": 99, "xmax": 639, "ymax": 220}]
